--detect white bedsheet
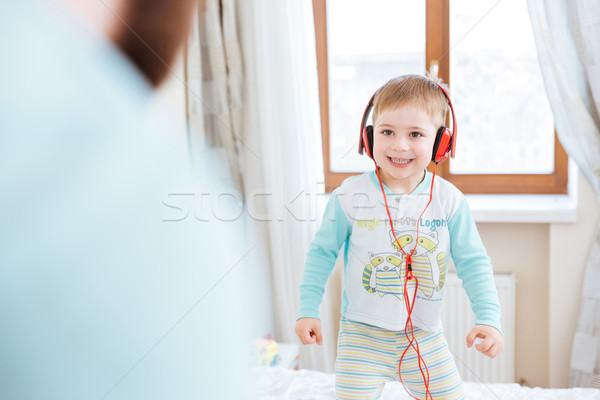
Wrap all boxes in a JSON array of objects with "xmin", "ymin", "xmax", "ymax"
[{"xmin": 248, "ymin": 367, "xmax": 600, "ymax": 400}]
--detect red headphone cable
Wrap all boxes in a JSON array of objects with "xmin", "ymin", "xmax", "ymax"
[{"xmin": 374, "ymin": 164, "xmax": 437, "ymax": 400}]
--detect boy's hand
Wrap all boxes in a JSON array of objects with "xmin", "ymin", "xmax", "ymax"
[
  {"xmin": 295, "ymin": 317, "xmax": 323, "ymax": 345},
  {"xmin": 466, "ymin": 325, "xmax": 504, "ymax": 358}
]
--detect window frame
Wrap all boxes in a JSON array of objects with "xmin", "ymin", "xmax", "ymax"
[{"xmin": 312, "ymin": 0, "xmax": 568, "ymax": 194}]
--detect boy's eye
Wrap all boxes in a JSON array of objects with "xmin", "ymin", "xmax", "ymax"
[
  {"xmin": 410, "ymin": 131, "xmax": 423, "ymax": 138},
  {"xmin": 381, "ymin": 129, "xmax": 394, "ymax": 136}
]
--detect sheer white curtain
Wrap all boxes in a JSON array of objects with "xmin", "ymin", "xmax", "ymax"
[
  {"xmin": 186, "ymin": 0, "xmax": 244, "ymax": 192},
  {"xmin": 527, "ymin": 0, "xmax": 600, "ymax": 387},
  {"xmin": 236, "ymin": 0, "xmax": 338, "ymax": 372}
]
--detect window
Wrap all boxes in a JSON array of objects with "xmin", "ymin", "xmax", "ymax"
[{"xmin": 313, "ymin": 0, "xmax": 568, "ymax": 194}]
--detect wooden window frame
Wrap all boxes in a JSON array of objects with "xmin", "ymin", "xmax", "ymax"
[{"xmin": 313, "ymin": 0, "xmax": 568, "ymax": 194}]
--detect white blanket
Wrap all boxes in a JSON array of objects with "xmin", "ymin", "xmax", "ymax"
[{"xmin": 248, "ymin": 367, "xmax": 600, "ymax": 399}]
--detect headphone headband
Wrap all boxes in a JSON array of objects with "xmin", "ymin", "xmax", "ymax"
[
  {"xmin": 358, "ymin": 92, "xmax": 377, "ymax": 157},
  {"xmin": 432, "ymin": 81, "xmax": 457, "ymax": 159}
]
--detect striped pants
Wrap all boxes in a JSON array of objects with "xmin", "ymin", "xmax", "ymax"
[{"xmin": 335, "ymin": 318, "xmax": 464, "ymax": 400}]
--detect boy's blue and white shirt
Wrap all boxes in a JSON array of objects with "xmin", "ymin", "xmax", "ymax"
[{"xmin": 298, "ymin": 170, "xmax": 502, "ymax": 334}]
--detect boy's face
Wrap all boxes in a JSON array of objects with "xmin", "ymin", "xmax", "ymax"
[{"xmin": 372, "ymin": 102, "xmax": 438, "ymax": 194}]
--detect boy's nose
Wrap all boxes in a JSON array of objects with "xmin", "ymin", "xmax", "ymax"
[{"xmin": 390, "ymin": 137, "xmax": 409, "ymax": 151}]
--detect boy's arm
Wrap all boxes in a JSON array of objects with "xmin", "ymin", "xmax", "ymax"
[
  {"xmin": 297, "ymin": 192, "xmax": 351, "ymax": 320},
  {"xmin": 448, "ymin": 199, "xmax": 502, "ymax": 335}
]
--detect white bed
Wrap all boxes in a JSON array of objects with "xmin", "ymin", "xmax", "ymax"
[{"xmin": 248, "ymin": 367, "xmax": 600, "ymax": 399}]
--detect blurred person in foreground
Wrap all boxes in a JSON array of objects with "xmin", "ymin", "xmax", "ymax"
[{"xmin": 0, "ymin": 1, "xmax": 250, "ymax": 399}]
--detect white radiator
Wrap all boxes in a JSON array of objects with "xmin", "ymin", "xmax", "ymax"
[{"xmin": 441, "ymin": 273, "xmax": 516, "ymax": 383}]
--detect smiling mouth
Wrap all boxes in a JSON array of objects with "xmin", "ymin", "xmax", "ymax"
[{"xmin": 388, "ymin": 157, "xmax": 413, "ymax": 166}]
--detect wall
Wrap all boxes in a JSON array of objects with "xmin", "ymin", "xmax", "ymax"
[
  {"xmin": 548, "ymin": 175, "xmax": 599, "ymax": 387},
  {"xmin": 478, "ymin": 223, "xmax": 550, "ymax": 386},
  {"xmin": 472, "ymin": 174, "xmax": 598, "ymax": 388},
  {"xmin": 324, "ymin": 173, "xmax": 598, "ymax": 388}
]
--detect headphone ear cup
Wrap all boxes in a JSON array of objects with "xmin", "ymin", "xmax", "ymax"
[
  {"xmin": 366, "ymin": 125, "xmax": 374, "ymax": 159},
  {"xmin": 432, "ymin": 126, "xmax": 452, "ymax": 163}
]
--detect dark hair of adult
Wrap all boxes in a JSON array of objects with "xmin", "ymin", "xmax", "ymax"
[{"xmin": 111, "ymin": 0, "xmax": 203, "ymax": 87}]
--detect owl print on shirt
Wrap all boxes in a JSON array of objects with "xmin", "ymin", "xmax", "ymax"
[{"xmin": 361, "ymin": 230, "xmax": 447, "ymax": 300}]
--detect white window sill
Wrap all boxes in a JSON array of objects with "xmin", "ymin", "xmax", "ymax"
[
  {"xmin": 468, "ymin": 193, "xmax": 577, "ymax": 223},
  {"xmin": 468, "ymin": 163, "xmax": 579, "ymax": 224}
]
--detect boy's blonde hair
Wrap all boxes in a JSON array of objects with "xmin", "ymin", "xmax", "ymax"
[{"xmin": 372, "ymin": 74, "xmax": 448, "ymax": 128}]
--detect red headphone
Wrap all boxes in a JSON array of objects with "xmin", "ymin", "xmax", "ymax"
[{"xmin": 358, "ymin": 79, "xmax": 457, "ymax": 164}]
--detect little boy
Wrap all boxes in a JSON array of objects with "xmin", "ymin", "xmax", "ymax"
[{"xmin": 295, "ymin": 74, "xmax": 503, "ymax": 400}]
